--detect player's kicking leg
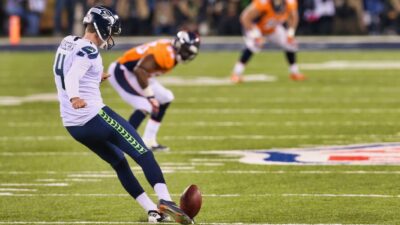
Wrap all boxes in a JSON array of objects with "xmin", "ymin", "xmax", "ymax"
[
  {"xmin": 268, "ymin": 25, "xmax": 305, "ymax": 81},
  {"xmin": 100, "ymin": 107, "xmax": 192, "ymax": 224},
  {"xmin": 66, "ymin": 106, "xmax": 192, "ymax": 224}
]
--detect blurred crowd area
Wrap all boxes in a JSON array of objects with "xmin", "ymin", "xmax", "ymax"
[{"xmin": 1, "ymin": 0, "xmax": 400, "ymax": 37}]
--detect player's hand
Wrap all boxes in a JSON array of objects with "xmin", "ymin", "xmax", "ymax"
[
  {"xmin": 287, "ymin": 36, "xmax": 297, "ymax": 47},
  {"xmin": 101, "ymin": 72, "xmax": 110, "ymax": 83},
  {"xmin": 71, "ymin": 97, "xmax": 87, "ymax": 109},
  {"xmin": 255, "ymin": 37, "xmax": 266, "ymax": 48},
  {"xmin": 147, "ymin": 96, "xmax": 159, "ymax": 114}
]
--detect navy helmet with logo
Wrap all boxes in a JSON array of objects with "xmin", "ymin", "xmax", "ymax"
[
  {"xmin": 271, "ymin": 0, "xmax": 286, "ymax": 13},
  {"xmin": 173, "ymin": 31, "xmax": 200, "ymax": 63},
  {"xmin": 83, "ymin": 5, "xmax": 121, "ymax": 50}
]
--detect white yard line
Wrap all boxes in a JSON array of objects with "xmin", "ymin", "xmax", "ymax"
[
  {"xmin": 0, "ymin": 222, "xmax": 378, "ymax": 225},
  {"xmin": 300, "ymin": 60, "xmax": 400, "ymax": 70},
  {"xmin": 0, "ymin": 188, "xmax": 37, "ymax": 192},
  {"xmin": 1, "ymin": 134, "xmax": 398, "ymax": 142},
  {"xmin": 178, "ymin": 97, "xmax": 400, "ymax": 104},
  {"xmin": 0, "ymin": 183, "xmax": 68, "ymax": 187},
  {"xmin": 35, "ymin": 179, "xmax": 101, "ymax": 182},
  {"xmin": 2, "ymin": 170, "xmax": 400, "ymax": 176},
  {"xmin": 4, "ymin": 108, "xmax": 400, "ymax": 115},
  {"xmin": 0, "ymin": 192, "xmax": 398, "ymax": 199},
  {"xmin": 8, "ymin": 121, "xmax": 400, "ymax": 128}
]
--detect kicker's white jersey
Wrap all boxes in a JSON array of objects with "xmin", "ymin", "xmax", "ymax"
[{"xmin": 53, "ymin": 35, "xmax": 105, "ymax": 126}]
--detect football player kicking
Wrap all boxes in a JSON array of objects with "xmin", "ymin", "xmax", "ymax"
[
  {"xmin": 107, "ymin": 31, "xmax": 200, "ymax": 151},
  {"xmin": 231, "ymin": 0, "xmax": 305, "ymax": 83},
  {"xmin": 53, "ymin": 6, "xmax": 193, "ymax": 224}
]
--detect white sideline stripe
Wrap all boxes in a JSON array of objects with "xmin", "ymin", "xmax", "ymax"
[
  {"xmin": 0, "ymin": 192, "xmax": 398, "ymax": 199},
  {"xmin": 0, "ymin": 222, "xmax": 378, "ymax": 225},
  {"xmin": 0, "ymin": 183, "xmax": 68, "ymax": 187},
  {"xmin": 1, "ymin": 134, "xmax": 398, "ymax": 142}
]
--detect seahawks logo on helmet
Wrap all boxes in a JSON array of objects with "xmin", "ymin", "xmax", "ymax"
[
  {"xmin": 173, "ymin": 31, "xmax": 200, "ymax": 63},
  {"xmin": 83, "ymin": 6, "xmax": 121, "ymax": 50}
]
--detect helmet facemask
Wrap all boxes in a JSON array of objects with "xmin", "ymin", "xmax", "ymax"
[{"xmin": 173, "ymin": 31, "xmax": 200, "ymax": 63}]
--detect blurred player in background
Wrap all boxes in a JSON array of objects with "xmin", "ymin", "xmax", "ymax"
[
  {"xmin": 231, "ymin": 0, "xmax": 305, "ymax": 83},
  {"xmin": 108, "ymin": 31, "xmax": 200, "ymax": 151},
  {"xmin": 53, "ymin": 6, "xmax": 193, "ymax": 224}
]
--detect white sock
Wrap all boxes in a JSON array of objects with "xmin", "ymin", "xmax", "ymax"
[
  {"xmin": 136, "ymin": 192, "xmax": 157, "ymax": 212},
  {"xmin": 233, "ymin": 62, "xmax": 245, "ymax": 76},
  {"xmin": 290, "ymin": 64, "xmax": 300, "ymax": 74},
  {"xmin": 143, "ymin": 119, "xmax": 161, "ymax": 145},
  {"xmin": 154, "ymin": 183, "xmax": 172, "ymax": 201}
]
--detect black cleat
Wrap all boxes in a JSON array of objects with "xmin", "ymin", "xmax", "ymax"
[{"xmin": 158, "ymin": 199, "xmax": 194, "ymax": 224}]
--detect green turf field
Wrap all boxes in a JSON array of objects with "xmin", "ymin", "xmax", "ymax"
[{"xmin": 1, "ymin": 50, "xmax": 400, "ymax": 225}]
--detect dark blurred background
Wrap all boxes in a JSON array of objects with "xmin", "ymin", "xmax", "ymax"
[{"xmin": 1, "ymin": 0, "xmax": 400, "ymax": 37}]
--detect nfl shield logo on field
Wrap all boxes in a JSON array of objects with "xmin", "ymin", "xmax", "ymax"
[{"xmin": 216, "ymin": 143, "xmax": 400, "ymax": 165}]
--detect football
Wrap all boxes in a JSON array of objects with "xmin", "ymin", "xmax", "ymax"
[{"xmin": 179, "ymin": 184, "xmax": 202, "ymax": 219}]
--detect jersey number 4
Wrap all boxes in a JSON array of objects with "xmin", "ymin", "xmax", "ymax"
[{"xmin": 55, "ymin": 53, "xmax": 66, "ymax": 90}]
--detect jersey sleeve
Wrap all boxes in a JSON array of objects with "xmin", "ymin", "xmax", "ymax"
[
  {"xmin": 253, "ymin": 0, "xmax": 269, "ymax": 13},
  {"xmin": 153, "ymin": 44, "xmax": 175, "ymax": 70},
  {"xmin": 64, "ymin": 51, "xmax": 92, "ymax": 100}
]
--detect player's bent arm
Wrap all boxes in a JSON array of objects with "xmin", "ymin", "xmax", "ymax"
[
  {"xmin": 240, "ymin": 4, "xmax": 261, "ymax": 31},
  {"xmin": 133, "ymin": 54, "xmax": 159, "ymax": 97},
  {"xmin": 287, "ymin": 9, "xmax": 299, "ymax": 38},
  {"xmin": 64, "ymin": 57, "xmax": 91, "ymax": 108}
]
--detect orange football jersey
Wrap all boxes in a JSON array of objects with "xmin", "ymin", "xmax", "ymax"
[
  {"xmin": 117, "ymin": 39, "xmax": 176, "ymax": 75},
  {"xmin": 253, "ymin": 0, "xmax": 298, "ymax": 34}
]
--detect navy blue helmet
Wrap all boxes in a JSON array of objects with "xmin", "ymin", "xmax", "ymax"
[
  {"xmin": 173, "ymin": 31, "xmax": 200, "ymax": 63},
  {"xmin": 83, "ymin": 6, "xmax": 121, "ymax": 50}
]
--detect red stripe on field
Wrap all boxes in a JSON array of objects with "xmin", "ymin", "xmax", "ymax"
[{"xmin": 329, "ymin": 156, "xmax": 370, "ymax": 161}]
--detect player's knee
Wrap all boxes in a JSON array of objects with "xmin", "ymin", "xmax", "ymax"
[
  {"xmin": 135, "ymin": 151, "xmax": 155, "ymax": 167},
  {"xmin": 165, "ymin": 90, "xmax": 174, "ymax": 103},
  {"xmin": 137, "ymin": 105, "xmax": 152, "ymax": 114},
  {"xmin": 110, "ymin": 156, "xmax": 128, "ymax": 170},
  {"xmin": 158, "ymin": 90, "xmax": 174, "ymax": 104}
]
